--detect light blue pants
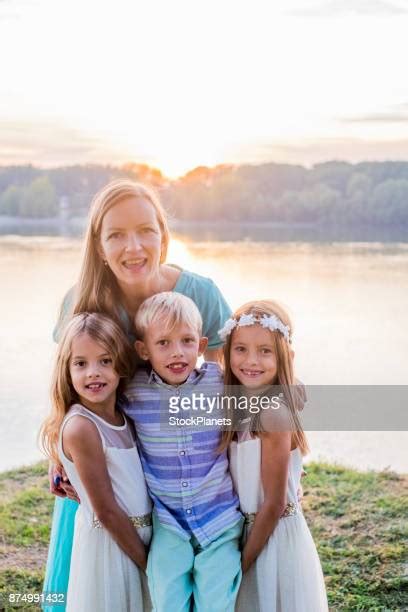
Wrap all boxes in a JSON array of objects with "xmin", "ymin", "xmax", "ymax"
[
  {"xmin": 42, "ymin": 497, "xmax": 78, "ymax": 611},
  {"xmin": 147, "ymin": 515, "xmax": 243, "ymax": 612}
]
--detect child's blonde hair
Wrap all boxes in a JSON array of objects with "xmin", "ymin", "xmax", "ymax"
[
  {"xmin": 219, "ymin": 300, "xmax": 309, "ymax": 455},
  {"xmin": 40, "ymin": 312, "xmax": 136, "ymax": 465},
  {"xmin": 135, "ymin": 292, "xmax": 203, "ymax": 339},
  {"xmin": 57, "ymin": 179, "xmax": 170, "ymax": 332}
]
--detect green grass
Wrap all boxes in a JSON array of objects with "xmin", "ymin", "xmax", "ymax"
[
  {"xmin": 303, "ymin": 463, "xmax": 408, "ymax": 610},
  {"xmin": 0, "ymin": 464, "xmax": 53, "ymax": 548},
  {"xmin": 0, "ymin": 463, "xmax": 51, "ymax": 610},
  {"xmin": 0, "ymin": 461, "xmax": 407, "ymax": 610},
  {"xmin": 0, "ymin": 570, "xmax": 43, "ymax": 612}
]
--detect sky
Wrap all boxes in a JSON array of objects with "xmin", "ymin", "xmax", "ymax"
[{"xmin": 1, "ymin": 0, "xmax": 408, "ymax": 177}]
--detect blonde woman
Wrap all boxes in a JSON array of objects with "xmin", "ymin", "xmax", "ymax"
[{"xmin": 43, "ymin": 179, "xmax": 231, "ymax": 610}]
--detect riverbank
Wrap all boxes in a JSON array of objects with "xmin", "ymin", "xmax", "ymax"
[
  {"xmin": 0, "ymin": 461, "xmax": 407, "ymax": 610},
  {"xmin": 1, "ymin": 215, "xmax": 408, "ymax": 243}
]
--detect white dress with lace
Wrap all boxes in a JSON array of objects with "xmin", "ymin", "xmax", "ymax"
[
  {"xmin": 230, "ymin": 434, "xmax": 328, "ymax": 612},
  {"xmin": 58, "ymin": 404, "xmax": 152, "ymax": 612}
]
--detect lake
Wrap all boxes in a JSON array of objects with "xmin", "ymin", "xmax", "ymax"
[{"xmin": 0, "ymin": 234, "xmax": 407, "ymax": 472}]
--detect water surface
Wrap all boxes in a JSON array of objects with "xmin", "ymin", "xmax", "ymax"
[{"xmin": 0, "ymin": 236, "xmax": 407, "ymax": 472}]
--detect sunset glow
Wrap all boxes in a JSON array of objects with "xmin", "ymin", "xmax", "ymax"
[{"xmin": 1, "ymin": 0, "xmax": 408, "ymax": 176}]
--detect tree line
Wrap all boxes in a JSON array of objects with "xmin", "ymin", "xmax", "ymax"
[{"xmin": 0, "ymin": 160, "xmax": 407, "ymax": 226}]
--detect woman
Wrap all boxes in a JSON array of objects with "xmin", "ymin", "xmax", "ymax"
[{"xmin": 43, "ymin": 179, "xmax": 231, "ymax": 610}]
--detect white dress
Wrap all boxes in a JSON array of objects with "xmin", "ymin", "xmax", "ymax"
[
  {"xmin": 230, "ymin": 435, "xmax": 328, "ymax": 612},
  {"xmin": 58, "ymin": 404, "xmax": 152, "ymax": 612}
]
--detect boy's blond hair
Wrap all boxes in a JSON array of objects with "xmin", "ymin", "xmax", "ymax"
[{"xmin": 135, "ymin": 292, "xmax": 203, "ymax": 339}]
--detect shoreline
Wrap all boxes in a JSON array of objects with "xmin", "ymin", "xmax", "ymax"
[{"xmin": 1, "ymin": 216, "xmax": 408, "ymax": 244}]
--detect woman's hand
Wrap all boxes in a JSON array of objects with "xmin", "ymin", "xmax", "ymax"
[{"xmin": 48, "ymin": 463, "xmax": 80, "ymax": 503}]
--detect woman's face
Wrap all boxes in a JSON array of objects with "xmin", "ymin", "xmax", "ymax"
[{"xmin": 99, "ymin": 197, "xmax": 163, "ymax": 290}]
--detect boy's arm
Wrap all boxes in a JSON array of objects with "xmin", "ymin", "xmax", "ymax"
[{"xmin": 63, "ymin": 416, "xmax": 148, "ymax": 569}]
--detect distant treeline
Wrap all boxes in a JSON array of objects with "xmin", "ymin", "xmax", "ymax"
[{"xmin": 1, "ymin": 160, "xmax": 408, "ymax": 226}]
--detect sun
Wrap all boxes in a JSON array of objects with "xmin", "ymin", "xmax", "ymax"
[
  {"xmin": 116, "ymin": 131, "xmax": 223, "ymax": 180},
  {"xmin": 144, "ymin": 147, "xmax": 221, "ymax": 180},
  {"xmin": 152, "ymin": 156, "xmax": 197, "ymax": 180}
]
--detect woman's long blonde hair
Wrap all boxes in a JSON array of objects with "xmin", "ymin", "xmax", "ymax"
[
  {"xmin": 39, "ymin": 312, "xmax": 136, "ymax": 465},
  {"xmin": 58, "ymin": 179, "xmax": 170, "ymax": 330},
  {"xmin": 219, "ymin": 300, "xmax": 309, "ymax": 455}
]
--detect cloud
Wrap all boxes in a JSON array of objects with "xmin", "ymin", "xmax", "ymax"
[
  {"xmin": 286, "ymin": 0, "xmax": 408, "ymax": 17},
  {"xmin": 0, "ymin": 119, "xmax": 130, "ymax": 167},
  {"xmin": 339, "ymin": 104, "xmax": 408, "ymax": 124},
  {"xmin": 237, "ymin": 138, "xmax": 408, "ymax": 168},
  {"xmin": 2, "ymin": 119, "xmax": 408, "ymax": 172},
  {"xmin": 0, "ymin": 0, "xmax": 42, "ymax": 20},
  {"xmin": 0, "ymin": 0, "xmax": 20, "ymax": 21},
  {"xmin": 341, "ymin": 113, "xmax": 408, "ymax": 123}
]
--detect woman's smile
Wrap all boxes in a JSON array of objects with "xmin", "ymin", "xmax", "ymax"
[
  {"xmin": 100, "ymin": 197, "xmax": 162, "ymax": 288},
  {"xmin": 121, "ymin": 257, "xmax": 148, "ymax": 275},
  {"xmin": 122, "ymin": 258, "xmax": 147, "ymax": 270}
]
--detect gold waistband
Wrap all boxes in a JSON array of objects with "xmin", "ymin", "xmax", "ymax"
[
  {"xmin": 92, "ymin": 512, "xmax": 152, "ymax": 529},
  {"xmin": 244, "ymin": 502, "xmax": 298, "ymax": 525}
]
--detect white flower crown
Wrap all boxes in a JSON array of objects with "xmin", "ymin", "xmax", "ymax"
[{"xmin": 218, "ymin": 313, "xmax": 291, "ymax": 343}]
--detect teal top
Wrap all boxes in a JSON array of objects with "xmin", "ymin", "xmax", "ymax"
[{"xmin": 53, "ymin": 267, "xmax": 231, "ymax": 350}]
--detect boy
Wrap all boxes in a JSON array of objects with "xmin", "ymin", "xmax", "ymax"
[{"xmin": 124, "ymin": 292, "xmax": 243, "ymax": 612}]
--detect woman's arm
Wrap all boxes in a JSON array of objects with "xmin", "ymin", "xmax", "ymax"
[
  {"xmin": 63, "ymin": 416, "xmax": 147, "ymax": 570},
  {"xmin": 241, "ymin": 430, "xmax": 291, "ymax": 573}
]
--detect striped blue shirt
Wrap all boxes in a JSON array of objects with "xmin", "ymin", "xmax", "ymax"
[{"xmin": 124, "ymin": 362, "xmax": 242, "ymax": 546}]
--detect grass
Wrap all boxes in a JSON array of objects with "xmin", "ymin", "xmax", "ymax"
[
  {"xmin": 0, "ymin": 461, "xmax": 407, "ymax": 610},
  {"xmin": 304, "ymin": 463, "xmax": 408, "ymax": 611}
]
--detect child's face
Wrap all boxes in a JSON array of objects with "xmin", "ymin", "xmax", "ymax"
[
  {"xmin": 69, "ymin": 333, "xmax": 120, "ymax": 410},
  {"xmin": 230, "ymin": 324, "xmax": 278, "ymax": 389},
  {"xmin": 135, "ymin": 320, "xmax": 208, "ymax": 385}
]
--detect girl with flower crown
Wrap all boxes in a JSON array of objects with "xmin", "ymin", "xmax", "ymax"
[{"xmin": 219, "ymin": 300, "xmax": 328, "ymax": 612}]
